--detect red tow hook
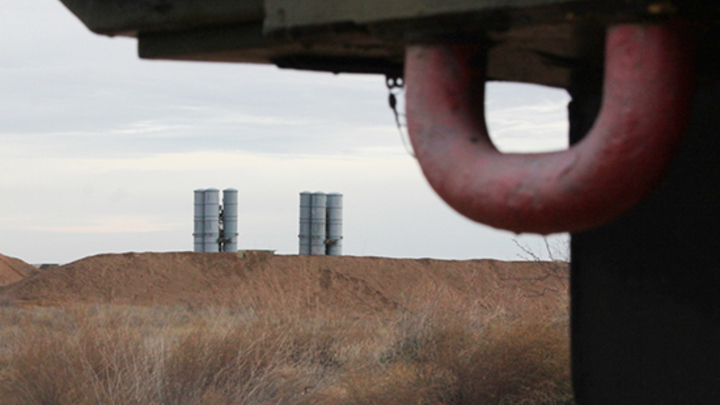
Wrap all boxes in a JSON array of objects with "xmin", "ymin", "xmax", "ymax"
[{"xmin": 405, "ymin": 23, "xmax": 696, "ymax": 234}]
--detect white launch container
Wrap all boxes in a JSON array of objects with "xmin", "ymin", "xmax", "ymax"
[
  {"xmin": 203, "ymin": 188, "xmax": 220, "ymax": 253},
  {"xmin": 310, "ymin": 192, "xmax": 327, "ymax": 255},
  {"xmin": 222, "ymin": 188, "xmax": 239, "ymax": 252},
  {"xmin": 298, "ymin": 191, "xmax": 312, "ymax": 255},
  {"xmin": 326, "ymin": 193, "xmax": 343, "ymax": 256},
  {"xmin": 194, "ymin": 189, "xmax": 206, "ymax": 252}
]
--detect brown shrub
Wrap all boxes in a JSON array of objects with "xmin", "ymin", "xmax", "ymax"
[{"xmin": 0, "ymin": 256, "xmax": 573, "ymax": 405}]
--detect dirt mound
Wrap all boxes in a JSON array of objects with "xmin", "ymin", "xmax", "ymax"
[
  {"xmin": 0, "ymin": 254, "xmax": 35, "ymax": 286},
  {"xmin": 0, "ymin": 251, "xmax": 567, "ymax": 312}
]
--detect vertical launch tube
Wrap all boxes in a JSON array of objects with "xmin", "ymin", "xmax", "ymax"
[
  {"xmin": 193, "ymin": 189, "xmax": 205, "ymax": 253},
  {"xmin": 222, "ymin": 188, "xmax": 238, "ymax": 252},
  {"xmin": 326, "ymin": 193, "xmax": 343, "ymax": 256},
  {"xmin": 310, "ymin": 192, "xmax": 327, "ymax": 255},
  {"xmin": 299, "ymin": 191, "xmax": 312, "ymax": 255},
  {"xmin": 203, "ymin": 188, "xmax": 220, "ymax": 253}
]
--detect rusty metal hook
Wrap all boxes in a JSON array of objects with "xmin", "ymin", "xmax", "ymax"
[{"xmin": 405, "ymin": 23, "xmax": 696, "ymax": 234}]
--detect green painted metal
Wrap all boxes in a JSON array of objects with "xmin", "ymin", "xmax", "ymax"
[
  {"xmin": 263, "ymin": 0, "xmax": 577, "ymax": 32},
  {"xmin": 59, "ymin": 0, "xmax": 263, "ymax": 36},
  {"xmin": 57, "ymin": 0, "xmax": 691, "ymax": 87}
]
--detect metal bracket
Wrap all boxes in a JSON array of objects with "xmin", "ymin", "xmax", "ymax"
[{"xmin": 405, "ymin": 22, "xmax": 697, "ymax": 234}]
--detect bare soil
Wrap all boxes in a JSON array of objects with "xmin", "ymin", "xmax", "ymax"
[
  {"xmin": 0, "ymin": 252, "xmax": 573, "ymax": 405},
  {"xmin": 0, "ymin": 254, "xmax": 36, "ymax": 287},
  {"xmin": 0, "ymin": 251, "xmax": 567, "ymax": 311}
]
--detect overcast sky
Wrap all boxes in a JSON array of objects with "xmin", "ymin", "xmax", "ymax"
[{"xmin": 1, "ymin": 1, "xmax": 570, "ymax": 264}]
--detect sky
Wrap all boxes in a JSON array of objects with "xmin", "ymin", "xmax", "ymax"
[{"xmin": 0, "ymin": 1, "xmax": 570, "ymax": 264}]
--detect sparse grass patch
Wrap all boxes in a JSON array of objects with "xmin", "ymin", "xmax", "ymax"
[
  {"xmin": 0, "ymin": 270, "xmax": 573, "ymax": 405},
  {"xmin": 0, "ymin": 294, "xmax": 17, "ymax": 308}
]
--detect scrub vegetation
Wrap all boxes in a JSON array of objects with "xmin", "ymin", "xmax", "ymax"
[{"xmin": 0, "ymin": 253, "xmax": 572, "ymax": 405}]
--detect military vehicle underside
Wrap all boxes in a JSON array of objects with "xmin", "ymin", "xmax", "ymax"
[{"xmin": 58, "ymin": 1, "xmax": 720, "ymax": 403}]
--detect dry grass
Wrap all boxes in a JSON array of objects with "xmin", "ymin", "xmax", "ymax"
[{"xmin": 0, "ymin": 264, "xmax": 572, "ymax": 405}]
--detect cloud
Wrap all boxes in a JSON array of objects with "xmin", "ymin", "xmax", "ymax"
[
  {"xmin": 486, "ymin": 82, "xmax": 570, "ymax": 153},
  {"xmin": 24, "ymin": 216, "xmax": 178, "ymax": 234},
  {"xmin": 0, "ymin": 1, "xmax": 571, "ymax": 264}
]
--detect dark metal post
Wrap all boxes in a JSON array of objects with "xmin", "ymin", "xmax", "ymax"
[{"xmin": 569, "ymin": 29, "xmax": 720, "ymax": 403}]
